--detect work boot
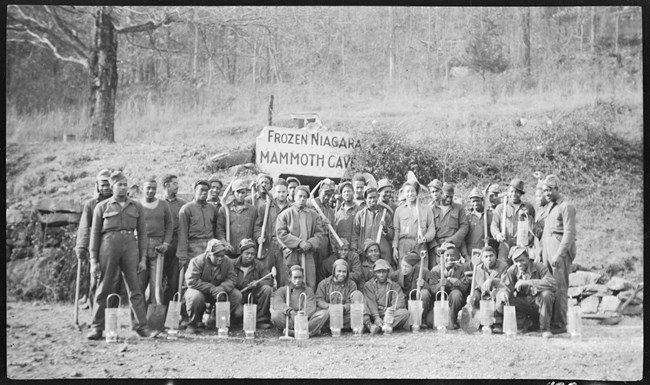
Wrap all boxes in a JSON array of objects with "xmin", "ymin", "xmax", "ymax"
[
  {"xmin": 136, "ymin": 327, "xmax": 157, "ymax": 338},
  {"xmin": 369, "ymin": 324, "xmax": 380, "ymax": 335},
  {"xmin": 86, "ymin": 329, "xmax": 102, "ymax": 340},
  {"xmin": 185, "ymin": 324, "xmax": 199, "ymax": 335},
  {"xmin": 256, "ymin": 322, "xmax": 272, "ymax": 330},
  {"xmin": 541, "ymin": 330, "xmax": 552, "ymax": 339}
]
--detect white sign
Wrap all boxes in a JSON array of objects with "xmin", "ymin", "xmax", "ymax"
[{"xmin": 256, "ymin": 126, "xmax": 361, "ymax": 179}]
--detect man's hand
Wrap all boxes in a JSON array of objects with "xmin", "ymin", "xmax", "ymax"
[
  {"xmin": 416, "ymin": 235, "xmax": 426, "ymax": 244},
  {"xmin": 137, "ymin": 259, "xmax": 147, "ymax": 274},
  {"xmin": 75, "ymin": 249, "xmax": 88, "ymax": 261},
  {"xmin": 496, "ymin": 291, "xmax": 508, "ymax": 305},
  {"xmin": 374, "ymin": 316, "xmax": 384, "ymax": 328},
  {"xmin": 416, "ymin": 278, "xmax": 425, "ymax": 288},
  {"xmin": 393, "ymin": 248, "xmax": 399, "ymax": 263},
  {"xmin": 466, "ymin": 295, "xmax": 475, "ymax": 306},
  {"xmin": 178, "ymin": 255, "xmax": 188, "ymax": 268},
  {"xmin": 321, "ymin": 218, "xmax": 331, "ymax": 228},
  {"xmin": 90, "ymin": 259, "xmax": 100, "ymax": 280},
  {"xmin": 257, "ymin": 236, "xmax": 266, "ymax": 245},
  {"xmin": 321, "ymin": 302, "xmax": 330, "ymax": 309},
  {"xmin": 551, "ymin": 253, "xmax": 561, "ymax": 268},
  {"xmin": 299, "ymin": 241, "xmax": 312, "ymax": 252},
  {"xmin": 343, "ymin": 303, "xmax": 350, "ymax": 313},
  {"xmin": 481, "ymin": 278, "xmax": 494, "ymax": 293},
  {"xmin": 447, "ymin": 277, "xmax": 459, "ymax": 286},
  {"xmin": 514, "ymin": 280, "xmax": 531, "ymax": 292},
  {"xmin": 155, "ymin": 243, "xmax": 169, "ymax": 254},
  {"xmin": 495, "ymin": 233, "xmax": 505, "ymax": 243}
]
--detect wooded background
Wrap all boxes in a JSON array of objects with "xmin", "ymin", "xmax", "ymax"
[{"xmin": 6, "ymin": 6, "xmax": 643, "ymax": 140}]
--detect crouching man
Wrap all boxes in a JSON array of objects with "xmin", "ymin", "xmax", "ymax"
[
  {"xmin": 270, "ymin": 265, "xmax": 329, "ymax": 337},
  {"xmin": 184, "ymin": 239, "xmax": 241, "ymax": 334},
  {"xmin": 390, "ymin": 250, "xmax": 432, "ymax": 328},
  {"xmin": 495, "ymin": 245, "xmax": 556, "ymax": 338},
  {"xmin": 362, "ymin": 259, "xmax": 411, "ymax": 334},
  {"xmin": 316, "ymin": 259, "xmax": 358, "ymax": 332},
  {"xmin": 231, "ymin": 239, "xmax": 273, "ymax": 329}
]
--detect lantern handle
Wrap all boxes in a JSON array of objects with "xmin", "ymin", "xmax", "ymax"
[
  {"xmin": 409, "ymin": 289, "xmax": 422, "ymax": 301},
  {"xmin": 349, "ymin": 290, "xmax": 364, "ymax": 304},
  {"xmin": 172, "ymin": 292, "xmax": 181, "ymax": 302},
  {"xmin": 247, "ymin": 293, "xmax": 254, "ymax": 305},
  {"xmin": 385, "ymin": 289, "xmax": 398, "ymax": 310},
  {"xmin": 435, "ymin": 290, "xmax": 448, "ymax": 302},
  {"xmin": 216, "ymin": 291, "xmax": 229, "ymax": 303},
  {"xmin": 330, "ymin": 291, "xmax": 343, "ymax": 305},
  {"xmin": 297, "ymin": 292, "xmax": 307, "ymax": 313},
  {"xmin": 107, "ymin": 293, "xmax": 121, "ymax": 309}
]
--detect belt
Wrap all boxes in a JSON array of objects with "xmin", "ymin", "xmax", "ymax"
[{"xmin": 105, "ymin": 229, "xmax": 135, "ymax": 234}]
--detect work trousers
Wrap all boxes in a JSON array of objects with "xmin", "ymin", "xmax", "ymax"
[
  {"xmin": 184, "ymin": 288, "xmax": 242, "ymax": 326},
  {"xmin": 162, "ymin": 238, "xmax": 180, "ymax": 306},
  {"xmin": 425, "ymin": 289, "xmax": 465, "ymax": 328},
  {"xmin": 542, "ymin": 234, "xmax": 574, "ymax": 331},
  {"xmin": 496, "ymin": 291, "xmax": 554, "ymax": 331},
  {"xmin": 90, "ymin": 232, "xmax": 147, "ymax": 332},
  {"xmin": 138, "ymin": 237, "xmax": 163, "ymax": 304},
  {"xmin": 270, "ymin": 308, "xmax": 329, "ymax": 336},
  {"xmin": 261, "ymin": 240, "xmax": 285, "ymax": 288},
  {"xmin": 364, "ymin": 308, "xmax": 411, "ymax": 330},
  {"xmin": 231, "ymin": 285, "xmax": 273, "ymax": 323}
]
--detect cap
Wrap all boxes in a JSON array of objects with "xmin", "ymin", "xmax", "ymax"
[
  {"xmin": 509, "ymin": 245, "xmax": 530, "ymax": 261},
  {"xmin": 206, "ymin": 239, "xmax": 227, "ymax": 255},
  {"xmin": 208, "ymin": 175, "xmax": 223, "ymax": 186},
  {"xmin": 239, "ymin": 238, "xmax": 256, "ymax": 253},
  {"xmin": 428, "ymin": 179, "xmax": 443, "ymax": 191},
  {"xmin": 295, "ymin": 185, "xmax": 310, "ymax": 197},
  {"xmin": 332, "ymin": 259, "xmax": 349, "ymax": 274},
  {"xmin": 487, "ymin": 184, "xmax": 500, "ymax": 194},
  {"xmin": 232, "ymin": 179, "xmax": 249, "ymax": 192},
  {"xmin": 377, "ymin": 178, "xmax": 394, "ymax": 192},
  {"xmin": 275, "ymin": 178, "xmax": 288, "ymax": 187},
  {"xmin": 193, "ymin": 179, "xmax": 210, "ymax": 190},
  {"xmin": 339, "ymin": 181, "xmax": 353, "ymax": 194},
  {"xmin": 440, "ymin": 242, "xmax": 457, "ymax": 251},
  {"xmin": 289, "ymin": 265, "xmax": 304, "ymax": 274},
  {"xmin": 442, "ymin": 183, "xmax": 455, "ymax": 195},
  {"xmin": 257, "ymin": 174, "xmax": 273, "ymax": 185},
  {"xmin": 286, "ymin": 177, "xmax": 301, "ymax": 186},
  {"xmin": 109, "ymin": 171, "xmax": 127, "ymax": 186},
  {"xmin": 403, "ymin": 251, "xmax": 420, "ymax": 266},
  {"xmin": 509, "ymin": 178, "xmax": 525, "ymax": 194},
  {"xmin": 481, "ymin": 245, "xmax": 496, "ymax": 255},
  {"xmin": 363, "ymin": 239, "xmax": 380, "ymax": 254},
  {"xmin": 542, "ymin": 174, "xmax": 560, "ymax": 189},
  {"xmin": 96, "ymin": 169, "xmax": 111, "ymax": 182},
  {"xmin": 373, "ymin": 259, "xmax": 391, "ymax": 271},
  {"xmin": 320, "ymin": 178, "xmax": 336, "ymax": 192},
  {"xmin": 363, "ymin": 186, "xmax": 378, "ymax": 199},
  {"xmin": 468, "ymin": 187, "xmax": 483, "ymax": 199}
]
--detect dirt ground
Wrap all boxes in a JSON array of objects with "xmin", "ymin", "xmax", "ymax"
[{"xmin": 5, "ymin": 301, "xmax": 643, "ymax": 380}]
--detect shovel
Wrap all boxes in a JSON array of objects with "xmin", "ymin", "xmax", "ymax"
[
  {"xmin": 279, "ymin": 285, "xmax": 294, "ymax": 341},
  {"xmin": 73, "ymin": 256, "xmax": 83, "ymax": 330},
  {"xmin": 459, "ymin": 270, "xmax": 481, "ymax": 334},
  {"xmin": 600, "ymin": 283, "xmax": 643, "ymax": 326},
  {"xmin": 146, "ymin": 252, "xmax": 167, "ymax": 331}
]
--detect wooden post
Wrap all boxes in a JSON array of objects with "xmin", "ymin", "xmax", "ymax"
[{"xmin": 268, "ymin": 95, "xmax": 274, "ymax": 126}]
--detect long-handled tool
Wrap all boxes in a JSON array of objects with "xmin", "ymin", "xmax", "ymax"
[
  {"xmin": 146, "ymin": 252, "xmax": 167, "ymax": 331},
  {"xmin": 309, "ymin": 197, "xmax": 344, "ymax": 248},
  {"xmin": 376, "ymin": 208, "xmax": 387, "ymax": 244},
  {"xmin": 240, "ymin": 271, "xmax": 275, "ymax": 295},
  {"xmin": 73, "ymin": 256, "xmax": 82, "ymax": 330},
  {"xmin": 279, "ymin": 285, "xmax": 294, "ymax": 341},
  {"xmin": 460, "ymin": 269, "xmax": 481, "ymax": 334},
  {"xmin": 482, "ymin": 183, "xmax": 492, "ymax": 247},
  {"xmin": 257, "ymin": 186, "xmax": 271, "ymax": 260},
  {"xmin": 221, "ymin": 180, "xmax": 235, "ymax": 247},
  {"xmin": 600, "ymin": 283, "xmax": 643, "ymax": 326}
]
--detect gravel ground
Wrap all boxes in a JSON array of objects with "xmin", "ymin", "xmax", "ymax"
[{"xmin": 6, "ymin": 301, "xmax": 643, "ymax": 380}]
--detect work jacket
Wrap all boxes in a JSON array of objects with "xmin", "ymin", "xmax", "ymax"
[
  {"xmin": 496, "ymin": 261, "xmax": 557, "ymax": 299},
  {"xmin": 433, "ymin": 202, "xmax": 469, "ymax": 249},
  {"xmin": 90, "ymin": 197, "xmax": 148, "ymax": 260},
  {"xmin": 233, "ymin": 256, "xmax": 272, "ymax": 290},
  {"xmin": 271, "ymin": 283, "xmax": 317, "ymax": 317},
  {"xmin": 177, "ymin": 200, "xmax": 218, "ymax": 259},
  {"xmin": 352, "ymin": 206, "xmax": 394, "ymax": 263},
  {"xmin": 362, "ymin": 278, "xmax": 406, "ymax": 317},
  {"xmin": 216, "ymin": 201, "xmax": 257, "ymax": 254},
  {"xmin": 315, "ymin": 275, "xmax": 357, "ymax": 310},
  {"xmin": 429, "ymin": 262, "xmax": 471, "ymax": 296},
  {"xmin": 185, "ymin": 251, "xmax": 237, "ymax": 295}
]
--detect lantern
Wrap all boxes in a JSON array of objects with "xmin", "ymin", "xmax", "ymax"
[
  {"xmin": 434, "ymin": 291, "xmax": 450, "ymax": 333},
  {"xmin": 350, "ymin": 290, "xmax": 364, "ymax": 336},
  {"xmin": 215, "ymin": 292, "xmax": 230, "ymax": 338},
  {"xmin": 105, "ymin": 294, "xmax": 121, "ymax": 343},
  {"xmin": 408, "ymin": 289, "xmax": 423, "ymax": 333},
  {"xmin": 480, "ymin": 298, "xmax": 496, "ymax": 334},
  {"xmin": 295, "ymin": 293, "xmax": 309, "ymax": 340},
  {"xmin": 382, "ymin": 290, "xmax": 398, "ymax": 335},
  {"xmin": 243, "ymin": 293, "xmax": 257, "ymax": 339},
  {"xmin": 503, "ymin": 300, "xmax": 517, "ymax": 340},
  {"xmin": 329, "ymin": 291, "xmax": 343, "ymax": 337},
  {"xmin": 567, "ymin": 306, "xmax": 582, "ymax": 341},
  {"xmin": 516, "ymin": 212, "xmax": 530, "ymax": 247},
  {"xmin": 165, "ymin": 292, "xmax": 182, "ymax": 340}
]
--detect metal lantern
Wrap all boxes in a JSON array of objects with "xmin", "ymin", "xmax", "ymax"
[
  {"xmin": 516, "ymin": 212, "xmax": 530, "ymax": 247},
  {"xmin": 480, "ymin": 298, "xmax": 496, "ymax": 334},
  {"xmin": 243, "ymin": 293, "xmax": 257, "ymax": 339},
  {"xmin": 350, "ymin": 290, "xmax": 364, "ymax": 336},
  {"xmin": 329, "ymin": 291, "xmax": 343, "ymax": 337},
  {"xmin": 165, "ymin": 292, "xmax": 182, "ymax": 340},
  {"xmin": 294, "ymin": 292, "xmax": 309, "ymax": 340},
  {"xmin": 567, "ymin": 306, "xmax": 582, "ymax": 341},
  {"xmin": 382, "ymin": 290, "xmax": 398, "ymax": 335},
  {"xmin": 104, "ymin": 294, "xmax": 121, "ymax": 343},
  {"xmin": 408, "ymin": 289, "xmax": 424, "ymax": 333},
  {"xmin": 503, "ymin": 300, "xmax": 517, "ymax": 340},
  {"xmin": 215, "ymin": 292, "xmax": 230, "ymax": 338},
  {"xmin": 434, "ymin": 290, "xmax": 450, "ymax": 333}
]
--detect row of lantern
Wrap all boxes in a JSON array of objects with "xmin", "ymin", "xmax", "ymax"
[{"xmin": 102, "ymin": 291, "xmax": 583, "ymax": 343}]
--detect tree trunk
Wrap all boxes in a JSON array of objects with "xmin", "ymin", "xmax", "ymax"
[
  {"xmin": 87, "ymin": 7, "xmax": 117, "ymax": 142},
  {"xmin": 590, "ymin": 6, "xmax": 595, "ymax": 53},
  {"xmin": 388, "ymin": 7, "xmax": 395, "ymax": 86},
  {"xmin": 522, "ymin": 8, "xmax": 531, "ymax": 80}
]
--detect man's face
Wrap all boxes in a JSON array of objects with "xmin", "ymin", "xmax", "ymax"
[
  {"xmin": 143, "ymin": 181, "xmax": 157, "ymax": 201},
  {"xmin": 234, "ymin": 189, "xmax": 247, "ymax": 204},
  {"xmin": 337, "ymin": 247, "xmax": 349, "ymax": 259},
  {"xmin": 258, "ymin": 178, "xmax": 272, "ymax": 194},
  {"xmin": 112, "ymin": 179, "xmax": 128, "ymax": 198},
  {"xmin": 195, "ymin": 184, "xmax": 209, "ymax": 202},
  {"xmin": 444, "ymin": 250, "xmax": 458, "ymax": 269},
  {"xmin": 482, "ymin": 251, "xmax": 497, "ymax": 269},
  {"xmin": 275, "ymin": 185, "xmax": 288, "ymax": 203},
  {"xmin": 375, "ymin": 269, "xmax": 388, "ymax": 283},
  {"xmin": 334, "ymin": 265, "xmax": 348, "ymax": 283},
  {"xmin": 535, "ymin": 188, "xmax": 548, "ymax": 208},
  {"xmin": 365, "ymin": 191, "xmax": 378, "ymax": 210},
  {"xmin": 441, "ymin": 191, "xmax": 453, "ymax": 206},
  {"xmin": 400, "ymin": 261, "xmax": 413, "ymax": 275},
  {"xmin": 366, "ymin": 245, "xmax": 381, "ymax": 263},
  {"xmin": 341, "ymin": 186, "xmax": 354, "ymax": 202},
  {"xmin": 488, "ymin": 192, "xmax": 499, "ymax": 207},
  {"xmin": 543, "ymin": 185, "xmax": 559, "ymax": 203},
  {"xmin": 470, "ymin": 197, "xmax": 483, "ymax": 212},
  {"xmin": 353, "ymin": 181, "xmax": 365, "ymax": 200},
  {"xmin": 320, "ymin": 190, "xmax": 333, "ymax": 205},
  {"xmin": 241, "ymin": 248, "xmax": 255, "ymax": 267},
  {"xmin": 508, "ymin": 186, "xmax": 522, "ymax": 204},
  {"xmin": 404, "ymin": 185, "xmax": 417, "ymax": 203},
  {"xmin": 209, "ymin": 182, "xmax": 222, "ymax": 201},
  {"xmin": 295, "ymin": 189, "xmax": 308, "ymax": 209},
  {"xmin": 291, "ymin": 270, "xmax": 304, "ymax": 286},
  {"xmin": 288, "ymin": 182, "xmax": 298, "ymax": 198},
  {"xmin": 378, "ymin": 187, "xmax": 393, "ymax": 203},
  {"xmin": 97, "ymin": 180, "xmax": 112, "ymax": 197},
  {"xmin": 514, "ymin": 255, "xmax": 530, "ymax": 272},
  {"xmin": 164, "ymin": 177, "xmax": 179, "ymax": 196},
  {"xmin": 209, "ymin": 251, "xmax": 225, "ymax": 266},
  {"xmin": 429, "ymin": 188, "xmax": 441, "ymax": 203}
]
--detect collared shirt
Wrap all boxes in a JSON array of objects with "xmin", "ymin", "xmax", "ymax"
[
  {"xmin": 185, "ymin": 251, "xmax": 237, "ymax": 295},
  {"xmin": 164, "ymin": 195, "xmax": 187, "ymax": 238},
  {"xmin": 75, "ymin": 195, "xmax": 109, "ymax": 252},
  {"xmin": 362, "ymin": 278, "xmax": 407, "ymax": 316},
  {"xmin": 89, "ymin": 196, "xmax": 148, "ymax": 257},
  {"xmin": 542, "ymin": 196, "xmax": 577, "ymax": 257},
  {"xmin": 392, "ymin": 202, "xmax": 436, "ymax": 248},
  {"xmin": 433, "ymin": 202, "xmax": 469, "ymax": 247},
  {"xmin": 271, "ymin": 284, "xmax": 317, "ymax": 317},
  {"xmin": 177, "ymin": 200, "xmax": 219, "ymax": 258},
  {"xmin": 352, "ymin": 206, "xmax": 394, "ymax": 255},
  {"xmin": 462, "ymin": 209, "xmax": 493, "ymax": 256},
  {"xmin": 490, "ymin": 200, "xmax": 536, "ymax": 246},
  {"xmin": 470, "ymin": 259, "xmax": 509, "ymax": 297},
  {"xmin": 389, "ymin": 265, "xmax": 432, "ymax": 293},
  {"xmin": 429, "ymin": 262, "xmax": 471, "ymax": 295},
  {"xmin": 233, "ymin": 256, "xmax": 271, "ymax": 290},
  {"xmin": 497, "ymin": 261, "xmax": 557, "ymax": 298},
  {"xmin": 315, "ymin": 276, "xmax": 357, "ymax": 309}
]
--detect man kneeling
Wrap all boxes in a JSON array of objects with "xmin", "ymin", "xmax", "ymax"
[
  {"xmin": 231, "ymin": 239, "xmax": 273, "ymax": 329},
  {"xmin": 316, "ymin": 259, "xmax": 359, "ymax": 333},
  {"xmin": 362, "ymin": 259, "xmax": 410, "ymax": 334}
]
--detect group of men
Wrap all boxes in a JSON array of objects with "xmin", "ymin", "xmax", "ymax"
[{"xmin": 76, "ymin": 169, "xmax": 576, "ymax": 340}]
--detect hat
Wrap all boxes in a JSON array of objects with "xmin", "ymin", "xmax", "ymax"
[
  {"xmin": 109, "ymin": 171, "xmax": 127, "ymax": 186},
  {"xmin": 232, "ymin": 179, "xmax": 249, "ymax": 192},
  {"xmin": 332, "ymin": 259, "xmax": 349, "ymax": 274},
  {"xmin": 338, "ymin": 181, "xmax": 353, "ymax": 194},
  {"xmin": 542, "ymin": 174, "xmax": 560, "ymax": 189},
  {"xmin": 373, "ymin": 259, "xmax": 391, "ymax": 271},
  {"xmin": 257, "ymin": 174, "xmax": 273, "ymax": 185},
  {"xmin": 468, "ymin": 187, "xmax": 483, "ymax": 199},
  {"xmin": 509, "ymin": 178, "xmax": 525, "ymax": 194},
  {"xmin": 377, "ymin": 179, "xmax": 394, "ymax": 192},
  {"xmin": 239, "ymin": 238, "xmax": 256, "ymax": 253},
  {"xmin": 96, "ymin": 169, "xmax": 111, "ymax": 182},
  {"xmin": 286, "ymin": 177, "xmax": 301, "ymax": 186},
  {"xmin": 275, "ymin": 178, "xmax": 288, "ymax": 187},
  {"xmin": 363, "ymin": 239, "xmax": 380, "ymax": 254},
  {"xmin": 289, "ymin": 265, "xmax": 304, "ymax": 274},
  {"xmin": 208, "ymin": 175, "xmax": 223, "ymax": 186},
  {"xmin": 295, "ymin": 185, "xmax": 310, "ymax": 197},
  {"xmin": 206, "ymin": 239, "xmax": 227, "ymax": 255},
  {"xmin": 509, "ymin": 245, "xmax": 530, "ymax": 261},
  {"xmin": 363, "ymin": 186, "xmax": 378, "ymax": 199},
  {"xmin": 428, "ymin": 179, "xmax": 443, "ymax": 190},
  {"xmin": 403, "ymin": 251, "xmax": 420, "ymax": 266},
  {"xmin": 193, "ymin": 179, "xmax": 210, "ymax": 190},
  {"xmin": 487, "ymin": 184, "xmax": 500, "ymax": 194},
  {"xmin": 481, "ymin": 245, "xmax": 496, "ymax": 254},
  {"xmin": 320, "ymin": 178, "xmax": 335, "ymax": 192},
  {"xmin": 440, "ymin": 242, "xmax": 457, "ymax": 251},
  {"xmin": 442, "ymin": 182, "xmax": 455, "ymax": 195}
]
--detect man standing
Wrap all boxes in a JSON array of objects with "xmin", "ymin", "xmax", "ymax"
[
  {"xmin": 377, "ymin": 178, "xmax": 398, "ymax": 214},
  {"xmin": 392, "ymin": 182, "xmax": 436, "ymax": 268},
  {"xmin": 207, "ymin": 175, "xmax": 223, "ymax": 210},
  {"xmin": 246, "ymin": 174, "xmax": 273, "ymax": 209},
  {"xmin": 255, "ymin": 178, "xmax": 291, "ymax": 286},
  {"xmin": 427, "ymin": 179, "xmax": 443, "ymax": 207},
  {"xmin": 461, "ymin": 187, "xmax": 493, "ymax": 264},
  {"xmin": 389, "ymin": 251, "xmax": 432, "ymax": 327},
  {"xmin": 487, "ymin": 184, "xmax": 501, "ymax": 210},
  {"xmin": 184, "ymin": 239, "xmax": 240, "ymax": 334},
  {"xmin": 352, "ymin": 173, "xmax": 367, "ymax": 208},
  {"xmin": 495, "ymin": 246, "xmax": 556, "ymax": 338},
  {"xmin": 362, "ymin": 259, "xmax": 411, "ymax": 334},
  {"xmin": 75, "ymin": 169, "xmax": 112, "ymax": 309},
  {"xmin": 276, "ymin": 185, "xmax": 325, "ymax": 291},
  {"xmin": 432, "ymin": 183, "xmax": 469, "ymax": 268},
  {"xmin": 532, "ymin": 180, "xmax": 549, "ymax": 263},
  {"xmin": 177, "ymin": 180, "xmax": 219, "ymax": 269},
  {"xmin": 541, "ymin": 175, "xmax": 577, "ymax": 335},
  {"xmin": 217, "ymin": 179, "xmax": 257, "ymax": 259},
  {"xmin": 231, "ymin": 239, "xmax": 273, "ymax": 329},
  {"xmin": 161, "ymin": 174, "xmax": 187, "ymax": 305},
  {"xmin": 286, "ymin": 177, "xmax": 301, "ymax": 204},
  {"xmin": 138, "ymin": 178, "xmax": 173, "ymax": 303},
  {"xmin": 270, "ymin": 265, "xmax": 329, "ymax": 337},
  {"xmin": 491, "ymin": 178, "xmax": 536, "ymax": 264},
  {"xmin": 86, "ymin": 171, "xmax": 154, "ymax": 340},
  {"xmin": 315, "ymin": 259, "xmax": 358, "ymax": 332},
  {"xmin": 334, "ymin": 181, "xmax": 360, "ymax": 246},
  {"xmin": 352, "ymin": 187, "xmax": 394, "ymax": 265},
  {"xmin": 320, "ymin": 240, "xmax": 363, "ymax": 288}
]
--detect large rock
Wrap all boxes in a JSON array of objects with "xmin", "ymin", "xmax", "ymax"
[
  {"xmin": 622, "ymin": 304, "xmax": 643, "ymax": 316},
  {"xmin": 606, "ymin": 276, "xmax": 635, "ymax": 292},
  {"xmin": 598, "ymin": 295, "xmax": 622, "ymax": 312},
  {"xmin": 617, "ymin": 289, "xmax": 643, "ymax": 306},
  {"xmin": 568, "ymin": 284, "xmax": 610, "ymax": 299},
  {"xmin": 6, "ymin": 248, "xmax": 63, "ymax": 300},
  {"xmin": 579, "ymin": 295, "xmax": 600, "ymax": 313},
  {"xmin": 569, "ymin": 271, "xmax": 602, "ymax": 287},
  {"xmin": 210, "ymin": 146, "xmax": 255, "ymax": 169},
  {"xmin": 6, "ymin": 208, "xmax": 25, "ymax": 224},
  {"xmin": 34, "ymin": 198, "xmax": 82, "ymax": 213}
]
